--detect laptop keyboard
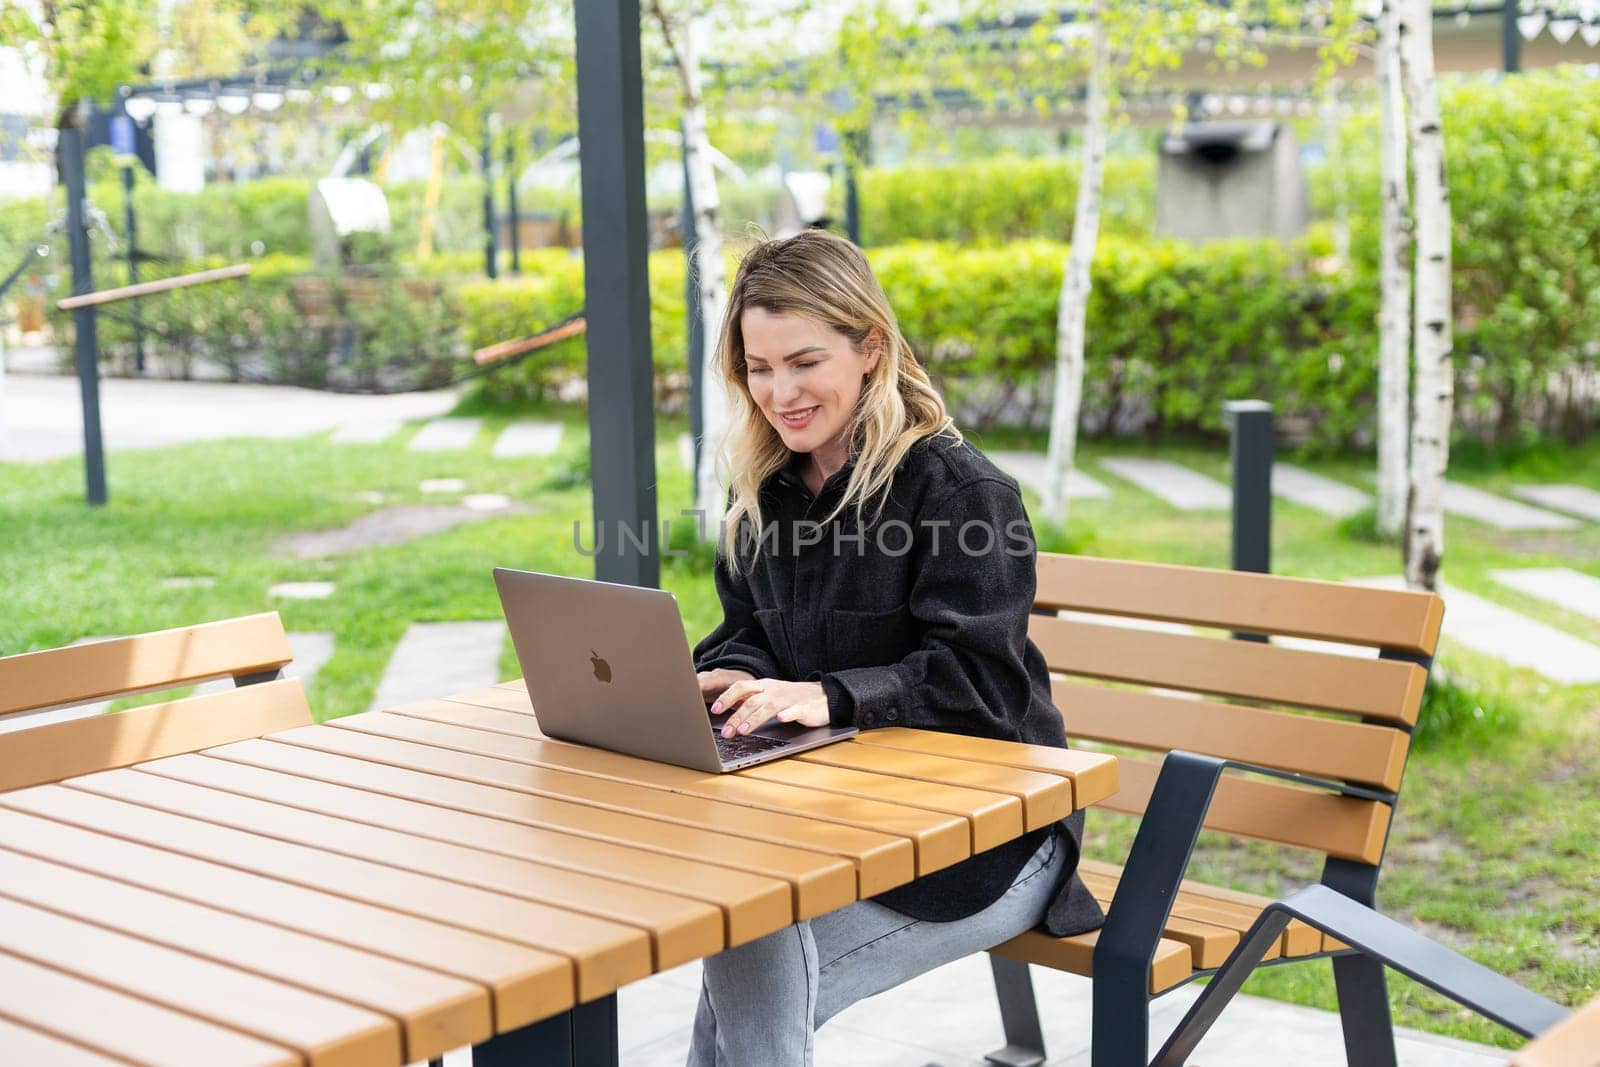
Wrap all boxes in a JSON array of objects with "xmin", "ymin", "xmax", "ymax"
[{"xmin": 714, "ymin": 730, "xmax": 792, "ymax": 763}]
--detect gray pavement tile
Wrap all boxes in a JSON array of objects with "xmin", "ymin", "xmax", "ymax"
[
  {"xmin": 1491, "ymin": 567, "xmax": 1600, "ymax": 622},
  {"xmin": 1354, "ymin": 576, "xmax": 1600, "ymax": 685},
  {"xmin": 1273, "ymin": 463, "xmax": 1370, "ymax": 518},
  {"xmin": 988, "ymin": 452, "xmax": 1112, "ymax": 501},
  {"xmin": 1511, "ymin": 484, "xmax": 1600, "ymax": 523},
  {"xmin": 330, "ymin": 420, "xmax": 401, "ymax": 444},
  {"xmin": 492, "ymin": 421, "xmax": 564, "ymax": 458},
  {"xmin": 1442, "ymin": 482, "xmax": 1579, "ymax": 531},
  {"xmin": 1100, "ymin": 458, "xmax": 1231, "ymax": 511},
  {"xmin": 270, "ymin": 504, "xmax": 500, "ymax": 558},
  {"xmin": 407, "ymin": 417, "xmax": 484, "ymax": 452},
  {"xmin": 368, "ymin": 620, "xmax": 506, "ymax": 712}
]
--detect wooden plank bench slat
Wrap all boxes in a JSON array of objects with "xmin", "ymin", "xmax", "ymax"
[
  {"xmin": 0, "ymin": 785, "xmax": 648, "ymax": 1004},
  {"xmin": 0, "ymin": 844, "xmax": 489, "ymax": 1062},
  {"xmin": 0, "ymin": 806, "xmax": 572, "ymax": 1032},
  {"xmin": 1029, "ymin": 615, "xmax": 1429, "ymax": 724},
  {"xmin": 372, "ymin": 701, "xmax": 941, "ymax": 882},
  {"xmin": 0, "ymin": 679, "xmax": 312, "ymax": 794},
  {"xmin": 0, "ymin": 1015, "xmax": 129, "ymax": 1066},
  {"xmin": 1052, "ymin": 680, "xmax": 1411, "ymax": 791},
  {"xmin": 298, "ymin": 716, "xmax": 924, "ymax": 891},
  {"xmin": 788, "ymin": 742, "xmax": 1075, "ymax": 830},
  {"xmin": 0, "ymin": 949, "xmax": 301, "ymax": 1067},
  {"xmin": 992, "ymin": 928, "xmax": 1195, "ymax": 995},
  {"xmin": 1076, "ymin": 866, "xmax": 1310, "ymax": 961},
  {"xmin": 1513, "ymin": 994, "xmax": 1600, "ymax": 1067},
  {"xmin": 1102, "ymin": 757, "xmax": 1392, "ymax": 865},
  {"xmin": 142, "ymin": 752, "xmax": 794, "ymax": 948},
  {"xmin": 1035, "ymin": 554, "xmax": 1444, "ymax": 655},
  {"xmin": 68, "ymin": 768, "xmax": 725, "ymax": 972},
  {"xmin": 0, "ymin": 613, "xmax": 294, "ymax": 718},
  {"xmin": 208, "ymin": 738, "xmax": 859, "ymax": 920},
  {"xmin": 0, "ymin": 894, "xmax": 400, "ymax": 1067}
]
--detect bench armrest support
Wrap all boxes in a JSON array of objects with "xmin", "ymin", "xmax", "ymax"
[{"xmin": 1151, "ymin": 885, "xmax": 1572, "ymax": 1067}]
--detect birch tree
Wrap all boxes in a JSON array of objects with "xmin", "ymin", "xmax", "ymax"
[
  {"xmin": 1397, "ymin": 0, "xmax": 1453, "ymax": 589},
  {"xmin": 1375, "ymin": 0, "xmax": 1412, "ymax": 536},
  {"xmin": 1040, "ymin": 9, "xmax": 1107, "ymax": 521},
  {"xmin": 647, "ymin": 0, "xmax": 729, "ymax": 525}
]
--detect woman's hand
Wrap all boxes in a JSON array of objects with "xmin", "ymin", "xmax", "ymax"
[
  {"xmin": 712, "ymin": 678, "xmax": 830, "ymax": 737},
  {"xmin": 697, "ymin": 668, "xmax": 755, "ymax": 706}
]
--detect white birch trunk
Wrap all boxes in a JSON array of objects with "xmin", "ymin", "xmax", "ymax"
[
  {"xmin": 1041, "ymin": 10, "xmax": 1109, "ymax": 524},
  {"xmin": 1398, "ymin": 0, "xmax": 1453, "ymax": 590},
  {"xmin": 1376, "ymin": 0, "xmax": 1412, "ymax": 536},
  {"xmin": 655, "ymin": 2, "xmax": 730, "ymax": 527},
  {"xmin": 1321, "ymin": 94, "xmax": 1351, "ymax": 265}
]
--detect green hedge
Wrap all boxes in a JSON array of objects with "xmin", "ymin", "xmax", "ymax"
[{"xmin": 859, "ymin": 155, "xmax": 1156, "ymax": 246}]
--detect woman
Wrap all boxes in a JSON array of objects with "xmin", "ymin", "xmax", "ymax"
[{"xmin": 690, "ymin": 229, "xmax": 1100, "ymax": 1066}]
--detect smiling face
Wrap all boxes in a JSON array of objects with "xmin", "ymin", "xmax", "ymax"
[{"xmin": 740, "ymin": 306, "xmax": 878, "ymax": 477}]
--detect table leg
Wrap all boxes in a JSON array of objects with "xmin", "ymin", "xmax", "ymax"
[{"xmin": 471, "ymin": 996, "xmax": 619, "ymax": 1067}]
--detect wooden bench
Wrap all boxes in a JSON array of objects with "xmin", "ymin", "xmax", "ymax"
[
  {"xmin": 0, "ymin": 613, "xmax": 310, "ymax": 794},
  {"xmin": 1515, "ymin": 994, "xmax": 1600, "ymax": 1067},
  {"xmin": 978, "ymin": 554, "xmax": 1447, "ymax": 1067}
]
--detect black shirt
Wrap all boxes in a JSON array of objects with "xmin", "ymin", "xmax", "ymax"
[{"xmin": 694, "ymin": 431, "xmax": 1101, "ymax": 931}]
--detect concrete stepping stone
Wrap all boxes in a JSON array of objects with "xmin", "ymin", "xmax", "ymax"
[
  {"xmin": 369, "ymin": 621, "xmax": 506, "ymax": 712},
  {"xmin": 988, "ymin": 452, "xmax": 1111, "ymax": 501},
  {"xmin": 1100, "ymin": 457, "xmax": 1230, "ymax": 510},
  {"xmin": 1272, "ymin": 464, "xmax": 1369, "ymax": 518},
  {"xmin": 353, "ymin": 490, "xmax": 386, "ymax": 505},
  {"xmin": 268, "ymin": 581, "xmax": 335, "ymax": 600},
  {"xmin": 1491, "ymin": 567, "xmax": 1600, "ymax": 622},
  {"xmin": 1512, "ymin": 483, "xmax": 1600, "ymax": 523},
  {"xmin": 419, "ymin": 478, "xmax": 467, "ymax": 494},
  {"xmin": 1441, "ymin": 481, "xmax": 1579, "ymax": 530},
  {"xmin": 272, "ymin": 505, "xmax": 501, "ymax": 558},
  {"xmin": 331, "ymin": 421, "xmax": 401, "ymax": 445},
  {"xmin": 161, "ymin": 576, "xmax": 215, "ymax": 590},
  {"xmin": 462, "ymin": 493, "xmax": 511, "ymax": 512},
  {"xmin": 1353, "ymin": 576, "xmax": 1600, "ymax": 685},
  {"xmin": 492, "ymin": 421, "xmax": 564, "ymax": 458},
  {"xmin": 407, "ymin": 417, "xmax": 482, "ymax": 452}
]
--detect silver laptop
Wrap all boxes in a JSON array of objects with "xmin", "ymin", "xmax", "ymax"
[{"xmin": 494, "ymin": 567, "xmax": 858, "ymax": 772}]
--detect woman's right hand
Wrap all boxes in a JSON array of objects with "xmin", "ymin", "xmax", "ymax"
[{"xmin": 697, "ymin": 668, "xmax": 755, "ymax": 706}]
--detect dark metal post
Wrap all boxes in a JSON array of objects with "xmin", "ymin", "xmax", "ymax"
[
  {"xmin": 1225, "ymin": 399, "xmax": 1272, "ymax": 576},
  {"xmin": 481, "ymin": 117, "xmax": 498, "ymax": 280},
  {"xmin": 844, "ymin": 128, "xmax": 866, "ymax": 246},
  {"xmin": 575, "ymin": 0, "xmax": 660, "ymax": 589},
  {"xmin": 61, "ymin": 110, "xmax": 108, "ymax": 506},
  {"xmin": 505, "ymin": 139, "xmax": 521, "ymax": 275},
  {"xmin": 682, "ymin": 120, "xmax": 704, "ymax": 495},
  {"xmin": 1503, "ymin": 0, "xmax": 1522, "ymax": 73},
  {"xmin": 121, "ymin": 161, "xmax": 145, "ymax": 372}
]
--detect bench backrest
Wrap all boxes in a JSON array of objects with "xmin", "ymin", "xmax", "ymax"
[
  {"xmin": 1034, "ymin": 554, "xmax": 1444, "ymax": 868},
  {"xmin": 0, "ymin": 613, "xmax": 313, "ymax": 793},
  {"xmin": 1513, "ymin": 994, "xmax": 1600, "ymax": 1067}
]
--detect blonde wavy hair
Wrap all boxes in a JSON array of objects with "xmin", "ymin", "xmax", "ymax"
[{"xmin": 712, "ymin": 229, "xmax": 959, "ymax": 570}]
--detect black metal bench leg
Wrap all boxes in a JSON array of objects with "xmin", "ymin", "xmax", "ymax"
[
  {"xmin": 471, "ymin": 995, "xmax": 618, "ymax": 1067},
  {"xmin": 1090, "ymin": 969, "xmax": 1149, "ymax": 1067},
  {"xmin": 1332, "ymin": 953, "xmax": 1398, "ymax": 1067},
  {"xmin": 985, "ymin": 954, "xmax": 1047, "ymax": 1066}
]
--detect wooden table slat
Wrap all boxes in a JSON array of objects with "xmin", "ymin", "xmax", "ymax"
[
  {"xmin": 0, "ymin": 844, "xmax": 489, "ymax": 1061},
  {"xmin": 0, "ymin": 806, "xmax": 572, "ymax": 1032},
  {"xmin": 0, "ymin": 893, "xmax": 400, "ymax": 1067},
  {"xmin": 374, "ymin": 703, "xmax": 943, "ymax": 883},
  {"xmin": 143, "ymin": 752, "xmax": 794, "ymax": 948},
  {"xmin": 849, "ymin": 727, "xmax": 1121, "ymax": 806},
  {"xmin": 0, "ymin": 1014, "xmax": 130, "ymax": 1066},
  {"xmin": 0, "ymin": 948, "xmax": 301, "ymax": 1067},
  {"xmin": 70, "ymin": 768, "xmax": 725, "ymax": 972},
  {"xmin": 793, "ymin": 742, "xmax": 1075, "ymax": 829},
  {"xmin": 0, "ymin": 786, "xmax": 646, "ymax": 1004},
  {"xmin": 248, "ymin": 735, "xmax": 870, "ymax": 921}
]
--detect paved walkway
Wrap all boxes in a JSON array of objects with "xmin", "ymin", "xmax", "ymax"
[
  {"xmin": 988, "ymin": 451, "xmax": 1112, "ymax": 500},
  {"xmin": 420, "ymin": 953, "xmax": 1512, "ymax": 1066},
  {"xmin": 367, "ymin": 621, "xmax": 506, "ymax": 712},
  {"xmin": 1491, "ymin": 567, "xmax": 1600, "ymax": 622},
  {"xmin": 1099, "ymin": 458, "xmax": 1231, "ymax": 511},
  {"xmin": 1273, "ymin": 463, "xmax": 1370, "ymax": 518},
  {"xmin": 407, "ymin": 417, "xmax": 483, "ymax": 452},
  {"xmin": 1442, "ymin": 481, "xmax": 1579, "ymax": 531},
  {"xmin": 0, "ymin": 373, "xmax": 458, "ymax": 462},
  {"xmin": 1512, "ymin": 484, "xmax": 1600, "ymax": 523}
]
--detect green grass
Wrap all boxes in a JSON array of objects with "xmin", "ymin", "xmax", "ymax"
[{"xmin": 1, "ymin": 407, "xmax": 1596, "ymax": 1047}]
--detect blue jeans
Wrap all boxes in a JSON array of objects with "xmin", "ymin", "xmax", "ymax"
[{"xmin": 686, "ymin": 832, "xmax": 1064, "ymax": 1066}]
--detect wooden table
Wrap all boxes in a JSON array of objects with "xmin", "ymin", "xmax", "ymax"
[{"xmin": 0, "ymin": 680, "xmax": 1118, "ymax": 1066}]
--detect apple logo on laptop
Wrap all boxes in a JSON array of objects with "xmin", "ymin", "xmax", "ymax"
[{"xmin": 589, "ymin": 649, "xmax": 612, "ymax": 684}]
